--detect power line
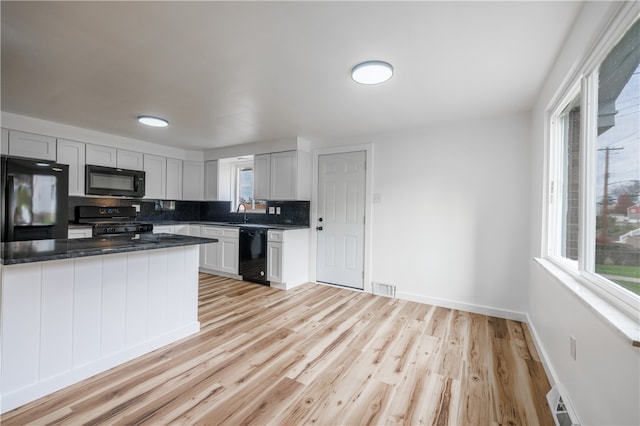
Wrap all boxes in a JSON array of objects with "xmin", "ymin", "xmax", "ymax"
[{"xmin": 598, "ymin": 146, "xmax": 624, "ymax": 239}]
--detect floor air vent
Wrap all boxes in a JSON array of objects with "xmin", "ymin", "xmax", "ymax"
[
  {"xmin": 547, "ymin": 384, "xmax": 579, "ymax": 426},
  {"xmin": 372, "ymin": 282, "xmax": 396, "ymax": 298}
]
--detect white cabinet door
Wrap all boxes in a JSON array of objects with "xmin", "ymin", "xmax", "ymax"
[
  {"xmin": 166, "ymin": 158, "xmax": 183, "ymax": 200},
  {"xmin": 267, "ymin": 242, "xmax": 283, "ymax": 282},
  {"xmin": 253, "ymin": 153, "xmax": 271, "ymax": 200},
  {"xmin": 270, "ymin": 151, "xmax": 297, "ymax": 200},
  {"xmin": 143, "ymin": 154, "xmax": 166, "ymax": 199},
  {"xmin": 182, "ymin": 161, "xmax": 204, "ymax": 200},
  {"xmin": 204, "ymin": 160, "xmax": 218, "ymax": 201},
  {"xmin": 219, "ymin": 238, "xmax": 239, "ymax": 274},
  {"xmin": 57, "ymin": 139, "xmax": 86, "ymax": 196},
  {"xmin": 8, "ymin": 130, "xmax": 57, "ymax": 161},
  {"xmin": 86, "ymin": 144, "xmax": 117, "ymax": 167},
  {"xmin": 200, "ymin": 226, "xmax": 221, "ymax": 270},
  {"xmin": 202, "ymin": 241, "xmax": 221, "ymax": 270},
  {"xmin": 117, "ymin": 149, "xmax": 144, "ymax": 171}
]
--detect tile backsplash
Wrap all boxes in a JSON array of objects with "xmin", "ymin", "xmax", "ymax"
[{"xmin": 69, "ymin": 197, "xmax": 310, "ymax": 227}]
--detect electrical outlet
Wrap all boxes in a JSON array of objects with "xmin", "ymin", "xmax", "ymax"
[
  {"xmin": 269, "ymin": 207, "xmax": 275, "ymax": 214},
  {"xmin": 570, "ymin": 336, "xmax": 576, "ymax": 360}
]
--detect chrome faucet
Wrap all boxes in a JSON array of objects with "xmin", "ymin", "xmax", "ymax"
[{"xmin": 236, "ymin": 203, "xmax": 247, "ymax": 223}]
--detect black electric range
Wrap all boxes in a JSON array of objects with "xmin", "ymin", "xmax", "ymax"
[{"xmin": 76, "ymin": 206, "xmax": 153, "ymax": 237}]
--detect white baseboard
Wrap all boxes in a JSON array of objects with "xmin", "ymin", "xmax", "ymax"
[
  {"xmin": 395, "ymin": 290, "xmax": 528, "ymax": 322},
  {"xmin": 524, "ymin": 313, "xmax": 560, "ymax": 387},
  {"xmin": 1, "ymin": 322, "xmax": 200, "ymax": 414}
]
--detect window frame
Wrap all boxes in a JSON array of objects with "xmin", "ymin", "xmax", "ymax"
[
  {"xmin": 545, "ymin": 10, "xmax": 640, "ymax": 321},
  {"xmin": 230, "ymin": 159, "xmax": 266, "ymax": 213}
]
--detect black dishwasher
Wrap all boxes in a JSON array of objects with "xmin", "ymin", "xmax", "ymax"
[{"xmin": 239, "ymin": 227, "xmax": 269, "ymax": 285}]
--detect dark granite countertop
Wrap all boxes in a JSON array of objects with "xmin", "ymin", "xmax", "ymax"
[
  {"xmin": 1, "ymin": 234, "xmax": 215, "ymax": 265},
  {"xmin": 151, "ymin": 221, "xmax": 310, "ymax": 230}
]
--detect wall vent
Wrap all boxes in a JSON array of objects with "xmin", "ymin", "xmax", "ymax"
[
  {"xmin": 547, "ymin": 384, "xmax": 580, "ymax": 426},
  {"xmin": 372, "ymin": 282, "xmax": 396, "ymax": 298}
]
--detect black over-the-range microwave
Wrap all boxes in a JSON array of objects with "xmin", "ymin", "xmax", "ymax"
[{"xmin": 85, "ymin": 164, "xmax": 146, "ymax": 197}]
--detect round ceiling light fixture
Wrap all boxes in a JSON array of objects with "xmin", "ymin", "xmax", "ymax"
[
  {"xmin": 351, "ymin": 60, "xmax": 394, "ymax": 85},
  {"xmin": 137, "ymin": 115, "xmax": 169, "ymax": 127}
]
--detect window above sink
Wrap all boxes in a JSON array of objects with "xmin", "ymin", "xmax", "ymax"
[{"xmin": 220, "ymin": 156, "xmax": 267, "ymax": 214}]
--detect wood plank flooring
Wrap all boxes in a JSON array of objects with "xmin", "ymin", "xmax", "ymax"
[{"xmin": 1, "ymin": 274, "xmax": 554, "ymax": 425}]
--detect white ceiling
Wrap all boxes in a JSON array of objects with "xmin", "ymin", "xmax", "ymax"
[{"xmin": 1, "ymin": 1, "xmax": 583, "ymax": 151}]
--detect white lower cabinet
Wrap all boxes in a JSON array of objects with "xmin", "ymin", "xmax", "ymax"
[
  {"xmin": 199, "ymin": 226, "xmax": 239, "ymax": 277},
  {"xmin": 68, "ymin": 227, "xmax": 93, "ymax": 239},
  {"xmin": 152, "ymin": 224, "xmax": 200, "ymax": 237},
  {"xmin": 152, "ymin": 225, "xmax": 174, "ymax": 234},
  {"xmin": 267, "ymin": 228, "xmax": 310, "ymax": 289},
  {"xmin": 267, "ymin": 241, "xmax": 283, "ymax": 282}
]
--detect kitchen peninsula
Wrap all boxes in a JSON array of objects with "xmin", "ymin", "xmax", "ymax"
[{"xmin": 0, "ymin": 233, "xmax": 214, "ymax": 413}]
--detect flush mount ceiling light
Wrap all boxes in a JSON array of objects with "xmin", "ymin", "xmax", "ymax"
[
  {"xmin": 351, "ymin": 60, "xmax": 394, "ymax": 85},
  {"xmin": 137, "ymin": 116, "xmax": 169, "ymax": 127}
]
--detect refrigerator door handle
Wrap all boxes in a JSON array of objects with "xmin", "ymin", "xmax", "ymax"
[{"xmin": 5, "ymin": 175, "xmax": 14, "ymax": 241}]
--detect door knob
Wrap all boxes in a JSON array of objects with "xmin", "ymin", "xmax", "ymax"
[{"xmin": 316, "ymin": 226, "xmax": 323, "ymax": 231}]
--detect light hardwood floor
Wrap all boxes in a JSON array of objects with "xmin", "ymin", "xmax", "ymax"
[{"xmin": 2, "ymin": 273, "xmax": 554, "ymax": 425}]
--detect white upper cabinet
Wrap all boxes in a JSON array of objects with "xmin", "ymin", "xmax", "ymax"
[
  {"xmin": 116, "ymin": 149, "xmax": 144, "ymax": 171},
  {"xmin": 204, "ymin": 160, "xmax": 218, "ymax": 201},
  {"xmin": 166, "ymin": 158, "xmax": 183, "ymax": 200},
  {"xmin": 86, "ymin": 145, "xmax": 143, "ymax": 170},
  {"xmin": 270, "ymin": 151, "xmax": 297, "ymax": 200},
  {"xmin": 182, "ymin": 160, "xmax": 204, "ymax": 200},
  {"xmin": 8, "ymin": 130, "xmax": 57, "ymax": 161},
  {"xmin": 86, "ymin": 144, "xmax": 117, "ymax": 167},
  {"xmin": 143, "ymin": 154, "xmax": 166, "ymax": 199},
  {"xmin": 254, "ymin": 150, "xmax": 310, "ymax": 201},
  {"xmin": 56, "ymin": 139, "xmax": 86, "ymax": 196},
  {"xmin": 253, "ymin": 154, "xmax": 271, "ymax": 200}
]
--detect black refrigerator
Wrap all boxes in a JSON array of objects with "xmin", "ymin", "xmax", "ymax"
[{"xmin": 1, "ymin": 156, "xmax": 69, "ymax": 242}]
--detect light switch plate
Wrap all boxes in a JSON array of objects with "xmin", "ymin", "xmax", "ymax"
[{"xmin": 276, "ymin": 207, "xmax": 281, "ymax": 215}]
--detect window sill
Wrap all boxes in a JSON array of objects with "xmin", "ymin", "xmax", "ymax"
[{"xmin": 534, "ymin": 257, "xmax": 640, "ymax": 348}]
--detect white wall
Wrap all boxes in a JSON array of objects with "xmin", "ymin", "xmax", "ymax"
[
  {"xmin": 374, "ymin": 114, "xmax": 531, "ymax": 317},
  {"xmin": 314, "ymin": 111, "xmax": 532, "ymax": 319},
  {"xmin": 528, "ymin": 2, "xmax": 640, "ymax": 425}
]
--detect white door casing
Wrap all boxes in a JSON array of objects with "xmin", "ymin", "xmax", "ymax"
[{"xmin": 316, "ymin": 151, "xmax": 366, "ymax": 289}]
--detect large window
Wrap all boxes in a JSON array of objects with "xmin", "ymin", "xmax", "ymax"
[{"xmin": 548, "ymin": 18, "xmax": 639, "ymax": 313}]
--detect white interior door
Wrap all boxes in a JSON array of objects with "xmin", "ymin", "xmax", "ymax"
[{"xmin": 316, "ymin": 151, "xmax": 366, "ymax": 289}]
